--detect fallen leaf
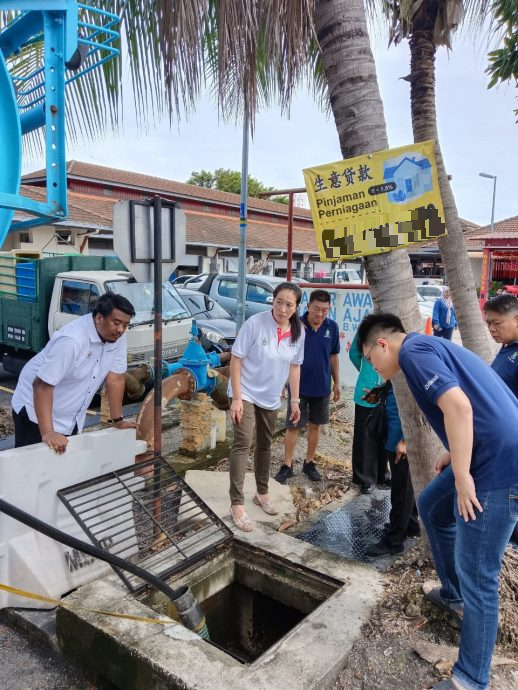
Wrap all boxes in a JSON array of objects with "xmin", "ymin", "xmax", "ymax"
[{"xmin": 277, "ymin": 519, "xmax": 296, "ymax": 533}]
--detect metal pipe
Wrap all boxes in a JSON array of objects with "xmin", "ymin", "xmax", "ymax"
[
  {"xmin": 236, "ymin": 113, "xmax": 249, "ymax": 331},
  {"xmin": 136, "ymin": 372, "xmax": 194, "ymax": 451},
  {"xmin": 153, "ymin": 196, "xmax": 163, "ymax": 458},
  {"xmin": 287, "ymin": 192, "xmax": 294, "ymax": 281},
  {"xmin": 490, "ymin": 176, "xmax": 496, "ymax": 234},
  {"xmin": 0, "ymin": 497, "xmax": 209, "ymax": 639}
]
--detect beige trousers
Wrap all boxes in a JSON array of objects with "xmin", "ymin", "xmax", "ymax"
[{"xmin": 229, "ymin": 400, "xmax": 278, "ymax": 505}]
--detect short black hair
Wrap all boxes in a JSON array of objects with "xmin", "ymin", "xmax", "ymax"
[
  {"xmin": 484, "ymin": 294, "xmax": 518, "ymax": 315},
  {"xmin": 357, "ymin": 313, "xmax": 406, "ymax": 349},
  {"xmin": 309, "ymin": 289, "xmax": 331, "ymax": 304},
  {"xmin": 93, "ymin": 292, "xmax": 135, "ymax": 318}
]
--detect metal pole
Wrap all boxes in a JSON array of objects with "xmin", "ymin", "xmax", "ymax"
[
  {"xmin": 287, "ymin": 192, "xmax": 294, "ymax": 281},
  {"xmin": 236, "ymin": 113, "xmax": 249, "ymax": 331},
  {"xmin": 153, "ymin": 196, "xmax": 163, "ymax": 458},
  {"xmin": 490, "ymin": 176, "xmax": 496, "ymax": 233}
]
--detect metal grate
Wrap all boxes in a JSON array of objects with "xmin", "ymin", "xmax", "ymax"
[
  {"xmin": 298, "ymin": 490, "xmax": 393, "ymax": 565},
  {"xmin": 58, "ymin": 457, "xmax": 233, "ymax": 594}
]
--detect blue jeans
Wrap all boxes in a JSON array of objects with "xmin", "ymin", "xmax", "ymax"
[{"xmin": 418, "ymin": 466, "xmax": 518, "ymax": 690}]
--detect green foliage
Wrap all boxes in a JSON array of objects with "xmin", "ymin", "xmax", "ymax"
[
  {"xmin": 187, "ymin": 168, "xmax": 288, "ymax": 203},
  {"xmin": 486, "ymin": 0, "xmax": 518, "ymax": 120}
]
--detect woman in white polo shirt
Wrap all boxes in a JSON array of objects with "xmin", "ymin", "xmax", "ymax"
[{"xmin": 228, "ymin": 282, "xmax": 305, "ymax": 531}]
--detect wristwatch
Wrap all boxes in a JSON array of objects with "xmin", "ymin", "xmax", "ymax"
[{"xmin": 107, "ymin": 416, "xmax": 124, "ymax": 424}]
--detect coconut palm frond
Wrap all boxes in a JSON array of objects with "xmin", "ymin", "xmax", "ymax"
[{"xmin": 366, "ymin": 0, "xmax": 493, "ymax": 49}]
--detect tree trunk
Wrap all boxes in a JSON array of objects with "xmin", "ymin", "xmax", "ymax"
[
  {"xmin": 314, "ymin": 0, "xmax": 441, "ymax": 494},
  {"xmin": 409, "ymin": 27, "xmax": 494, "ymax": 361}
]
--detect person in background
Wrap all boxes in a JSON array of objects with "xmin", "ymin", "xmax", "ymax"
[
  {"xmin": 364, "ymin": 382, "xmax": 420, "ymax": 557},
  {"xmin": 349, "ymin": 333, "xmax": 388, "ymax": 495},
  {"xmin": 484, "ymin": 294, "xmax": 518, "ymax": 547},
  {"xmin": 12, "ymin": 293, "xmax": 136, "ymax": 452},
  {"xmin": 432, "ymin": 288, "xmax": 457, "ymax": 340},
  {"xmin": 275, "ymin": 289, "xmax": 340, "ymax": 484},
  {"xmin": 228, "ymin": 282, "xmax": 305, "ymax": 532},
  {"xmin": 357, "ymin": 313, "xmax": 518, "ymax": 690}
]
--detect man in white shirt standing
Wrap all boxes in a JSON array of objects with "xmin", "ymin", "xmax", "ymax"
[{"xmin": 12, "ymin": 293, "xmax": 136, "ymax": 453}]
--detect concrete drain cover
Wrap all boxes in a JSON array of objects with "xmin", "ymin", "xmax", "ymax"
[{"xmin": 298, "ymin": 488, "xmax": 415, "ymax": 570}]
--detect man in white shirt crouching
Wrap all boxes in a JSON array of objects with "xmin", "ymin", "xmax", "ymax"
[{"xmin": 12, "ymin": 293, "xmax": 136, "ymax": 453}]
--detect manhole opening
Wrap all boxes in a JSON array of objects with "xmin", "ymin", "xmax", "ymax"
[{"xmin": 142, "ymin": 541, "xmax": 343, "ymax": 664}]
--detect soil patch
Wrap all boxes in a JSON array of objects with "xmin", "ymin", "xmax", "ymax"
[
  {"xmin": 333, "ymin": 542, "xmax": 518, "ymax": 689},
  {"xmin": 0, "ymin": 406, "xmax": 14, "ymax": 438}
]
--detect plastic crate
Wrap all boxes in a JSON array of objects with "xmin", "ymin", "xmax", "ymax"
[{"xmin": 16, "ymin": 260, "xmax": 37, "ymax": 301}]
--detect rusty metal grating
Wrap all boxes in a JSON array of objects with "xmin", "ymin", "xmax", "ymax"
[{"xmin": 57, "ymin": 456, "xmax": 233, "ymax": 594}]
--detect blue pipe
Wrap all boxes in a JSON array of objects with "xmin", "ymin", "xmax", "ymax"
[{"xmin": 161, "ymin": 321, "xmax": 221, "ymax": 396}]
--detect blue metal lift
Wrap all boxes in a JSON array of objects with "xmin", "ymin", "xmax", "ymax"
[{"xmin": 0, "ymin": 1, "xmax": 119, "ymax": 245}]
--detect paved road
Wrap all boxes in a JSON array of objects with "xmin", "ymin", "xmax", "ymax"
[
  {"xmin": 0, "ymin": 618, "xmax": 97, "ymax": 690},
  {"xmin": 0, "ymin": 365, "xmax": 17, "ymax": 408}
]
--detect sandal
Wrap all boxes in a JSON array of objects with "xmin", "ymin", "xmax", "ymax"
[
  {"xmin": 423, "ymin": 581, "xmax": 464, "ymax": 624},
  {"xmin": 253, "ymin": 494, "xmax": 279, "ymax": 515},
  {"xmin": 229, "ymin": 506, "xmax": 253, "ymax": 532}
]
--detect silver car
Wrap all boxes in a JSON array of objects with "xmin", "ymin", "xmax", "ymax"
[{"xmin": 199, "ymin": 274, "xmax": 307, "ymax": 319}]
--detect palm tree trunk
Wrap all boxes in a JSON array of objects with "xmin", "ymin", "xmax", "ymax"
[
  {"xmin": 409, "ymin": 27, "xmax": 494, "ymax": 361},
  {"xmin": 314, "ymin": 0, "xmax": 441, "ymax": 494}
]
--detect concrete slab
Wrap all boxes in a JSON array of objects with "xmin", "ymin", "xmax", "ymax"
[
  {"xmin": 57, "ymin": 524, "xmax": 386, "ymax": 690},
  {"xmin": 185, "ymin": 470, "xmax": 295, "ymax": 529}
]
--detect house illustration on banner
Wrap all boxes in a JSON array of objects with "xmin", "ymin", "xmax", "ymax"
[{"xmin": 383, "ymin": 153, "xmax": 433, "ymax": 203}]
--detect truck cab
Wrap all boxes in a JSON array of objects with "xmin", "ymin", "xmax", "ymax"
[{"xmin": 49, "ymin": 270, "xmax": 192, "ymax": 367}]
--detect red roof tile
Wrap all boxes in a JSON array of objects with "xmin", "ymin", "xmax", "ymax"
[{"xmin": 23, "ymin": 160, "xmax": 313, "ymax": 221}]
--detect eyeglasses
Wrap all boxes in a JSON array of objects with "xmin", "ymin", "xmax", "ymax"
[{"xmin": 364, "ymin": 341, "xmax": 378, "ymax": 364}]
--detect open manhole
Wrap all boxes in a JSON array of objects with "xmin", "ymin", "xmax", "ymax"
[
  {"xmin": 142, "ymin": 540, "xmax": 342, "ymax": 664},
  {"xmin": 58, "ymin": 457, "xmax": 342, "ymax": 664}
]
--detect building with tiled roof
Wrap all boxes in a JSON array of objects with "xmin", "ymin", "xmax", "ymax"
[
  {"xmin": 19, "ymin": 161, "xmax": 323, "ymax": 275},
  {"xmin": 12, "ymin": 161, "xmax": 508, "ymax": 285}
]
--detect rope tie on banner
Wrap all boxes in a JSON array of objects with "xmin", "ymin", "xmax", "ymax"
[{"xmin": 0, "ymin": 583, "xmax": 177, "ymax": 626}]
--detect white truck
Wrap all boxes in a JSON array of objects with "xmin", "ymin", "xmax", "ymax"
[{"xmin": 0, "ymin": 254, "xmax": 192, "ymax": 375}]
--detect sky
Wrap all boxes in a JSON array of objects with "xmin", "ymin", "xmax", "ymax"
[{"xmin": 24, "ymin": 24, "xmax": 518, "ymax": 228}]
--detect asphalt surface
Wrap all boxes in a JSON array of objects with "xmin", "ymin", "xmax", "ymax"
[
  {"xmin": 0, "ymin": 364, "xmax": 17, "ymax": 408},
  {"xmin": 0, "ymin": 618, "xmax": 96, "ymax": 690}
]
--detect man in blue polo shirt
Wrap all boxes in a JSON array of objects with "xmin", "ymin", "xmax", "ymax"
[
  {"xmin": 357, "ymin": 313, "xmax": 518, "ymax": 690},
  {"xmin": 484, "ymin": 294, "xmax": 518, "ymax": 396},
  {"xmin": 275, "ymin": 289, "xmax": 340, "ymax": 483},
  {"xmin": 484, "ymin": 294, "xmax": 518, "ymax": 548}
]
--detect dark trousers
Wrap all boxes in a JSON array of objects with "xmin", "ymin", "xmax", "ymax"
[
  {"xmin": 352, "ymin": 404, "xmax": 387, "ymax": 486},
  {"xmin": 384, "ymin": 450, "xmax": 420, "ymax": 548},
  {"xmin": 12, "ymin": 406, "xmax": 77, "ymax": 448},
  {"xmin": 433, "ymin": 328, "xmax": 454, "ymax": 340},
  {"xmin": 13, "ymin": 406, "xmax": 42, "ymax": 448}
]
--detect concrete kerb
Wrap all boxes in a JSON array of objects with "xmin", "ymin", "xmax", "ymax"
[{"xmin": 56, "ymin": 524, "xmax": 385, "ymax": 690}]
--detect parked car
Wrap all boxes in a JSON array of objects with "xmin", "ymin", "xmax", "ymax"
[
  {"xmin": 182, "ymin": 273, "xmax": 209, "ymax": 291},
  {"xmin": 416, "ymin": 284, "xmax": 448, "ymax": 303},
  {"xmin": 198, "ymin": 273, "xmax": 309, "ymax": 319},
  {"xmin": 170, "ymin": 274, "xmax": 197, "ymax": 286},
  {"xmin": 176, "ymin": 288, "xmax": 236, "ymax": 348},
  {"xmin": 417, "ymin": 292, "xmax": 434, "ymax": 323}
]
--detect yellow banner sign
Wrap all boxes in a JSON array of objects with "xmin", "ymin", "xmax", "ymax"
[{"xmin": 303, "ymin": 141, "xmax": 446, "ymax": 261}]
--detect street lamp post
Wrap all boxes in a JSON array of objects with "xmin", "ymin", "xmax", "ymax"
[{"xmin": 479, "ymin": 172, "xmax": 497, "ymax": 233}]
